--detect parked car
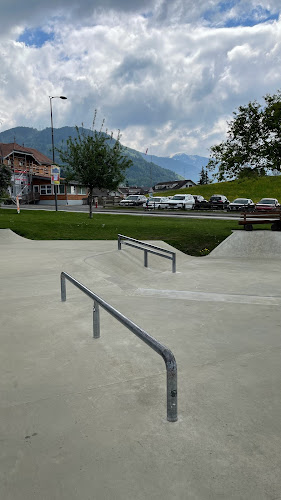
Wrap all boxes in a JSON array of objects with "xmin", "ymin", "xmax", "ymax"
[
  {"xmin": 209, "ymin": 194, "xmax": 229, "ymax": 209},
  {"xmin": 167, "ymin": 194, "xmax": 195, "ymax": 210},
  {"xmin": 193, "ymin": 195, "xmax": 209, "ymax": 209},
  {"xmin": 228, "ymin": 198, "xmax": 255, "ymax": 211},
  {"xmin": 193, "ymin": 195, "xmax": 207, "ymax": 203},
  {"xmin": 255, "ymin": 198, "xmax": 280, "ymax": 211},
  {"xmin": 143, "ymin": 196, "xmax": 170, "ymax": 209},
  {"xmin": 119, "ymin": 195, "xmax": 147, "ymax": 206}
]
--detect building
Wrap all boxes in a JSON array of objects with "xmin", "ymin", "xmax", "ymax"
[
  {"xmin": 117, "ymin": 186, "xmax": 147, "ymax": 198},
  {"xmin": 153, "ymin": 179, "xmax": 196, "ymax": 191},
  {"xmin": 0, "ymin": 143, "xmax": 88, "ymax": 205}
]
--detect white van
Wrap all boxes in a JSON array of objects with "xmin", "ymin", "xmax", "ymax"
[{"xmin": 167, "ymin": 194, "xmax": 195, "ymax": 210}]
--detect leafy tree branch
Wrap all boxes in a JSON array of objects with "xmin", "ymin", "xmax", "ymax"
[
  {"xmin": 207, "ymin": 90, "xmax": 281, "ymax": 181},
  {"xmin": 0, "ymin": 164, "xmax": 12, "ymax": 198}
]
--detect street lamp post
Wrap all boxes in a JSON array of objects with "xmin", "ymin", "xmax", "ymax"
[{"xmin": 49, "ymin": 95, "xmax": 67, "ymax": 211}]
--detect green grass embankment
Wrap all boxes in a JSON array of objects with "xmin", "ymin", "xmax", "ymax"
[
  {"xmin": 0, "ymin": 208, "xmax": 236, "ymax": 256},
  {"xmin": 156, "ymin": 176, "xmax": 281, "ymax": 202}
]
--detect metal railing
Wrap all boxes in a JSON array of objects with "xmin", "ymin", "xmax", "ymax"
[
  {"xmin": 60, "ymin": 271, "xmax": 178, "ymax": 422},
  {"xmin": 118, "ymin": 234, "xmax": 176, "ymax": 273}
]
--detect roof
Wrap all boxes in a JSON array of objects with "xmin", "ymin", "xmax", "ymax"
[
  {"xmin": 154, "ymin": 179, "xmax": 196, "ymax": 190},
  {"xmin": 155, "ymin": 179, "xmax": 195, "ymax": 187},
  {"xmin": 0, "ymin": 143, "xmax": 53, "ymax": 165},
  {"xmin": 118, "ymin": 186, "xmax": 145, "ymax": 195}
]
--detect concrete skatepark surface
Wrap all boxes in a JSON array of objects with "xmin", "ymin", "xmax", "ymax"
[{"xmin": 1, "ymin": 228, "xmax": 281, "ymax": 499}]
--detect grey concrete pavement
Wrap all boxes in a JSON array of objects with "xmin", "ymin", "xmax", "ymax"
[{"xmin": 1, "ymin": 229, "xmax": 281, "ymax": 499}]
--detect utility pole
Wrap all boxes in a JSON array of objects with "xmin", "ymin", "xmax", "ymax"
[{"xmin": 49, "ymin": 95, "xmax": 67, "ymax": 211}]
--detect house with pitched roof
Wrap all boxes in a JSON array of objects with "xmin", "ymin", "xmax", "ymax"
[
  {"xmin": 0, "ymin": 143, "xmax": 88, "ymax": 205},
  {"xmin": 153, "ymin": 179, "xmax": 196, "ymax": 191}
]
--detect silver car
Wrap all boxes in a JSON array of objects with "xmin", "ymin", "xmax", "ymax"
[
  {"xmin": 167, "ymin": 194, "xmax": 195, "ymax": 210},
  {"xmin": 119, "ymin": 195, "xmax": 147, "ymax": 206},
  {"xmin": 144, "ymin": 197, "xmax": 170, "ymax": 209},
  {"xmin": 228, "ymin": 198, "xmax": 255, "ymax": 211}
]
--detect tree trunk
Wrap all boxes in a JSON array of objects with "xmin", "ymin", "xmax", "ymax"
[{"xmin": 89, "ymin": 187, "xmax": 93, "ymax": 219}]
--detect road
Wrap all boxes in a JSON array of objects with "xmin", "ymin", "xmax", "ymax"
[{"xmin": 1, "ymin": 203, "xmax": 241, "ymax": 220}]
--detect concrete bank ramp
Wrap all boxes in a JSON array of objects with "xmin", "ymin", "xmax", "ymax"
[
  {"xmin": 208, "ymin": 230, "xmax": 281, "ymax": 259},
  {"xmin": 0, "ymin": 228, "xmax": 33, "ymax": 245}
]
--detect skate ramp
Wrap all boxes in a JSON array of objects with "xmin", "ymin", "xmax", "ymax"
[
  {"xmin": 0, "ymin": 228, "xmax": 33, "ymax": 245},
  {"xmin": 1, "ymin": 229, "xmax": 281, "ymax": 500},
  {"xmin": 208, "ymin": 230, "xmax": 281, "ymax": 259}
]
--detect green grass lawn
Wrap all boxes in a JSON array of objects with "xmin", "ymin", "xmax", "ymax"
[{"xmin": 0, "ymin": 208, "xmax": 239, "ymax": 256}]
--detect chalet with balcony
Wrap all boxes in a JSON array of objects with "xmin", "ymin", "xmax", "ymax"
[{"xmin": 0, "ymin": 143, "xmax": 88, "ymax": 205}]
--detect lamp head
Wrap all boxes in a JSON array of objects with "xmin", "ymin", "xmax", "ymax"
[{"xmin": 49, "ymin": 95, "xmax": 67, "ymax": 100}]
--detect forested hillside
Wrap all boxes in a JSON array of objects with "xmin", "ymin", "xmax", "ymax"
[{"xmin": 0, "ymin": 126, "xmax": 181, "ymax": 187}]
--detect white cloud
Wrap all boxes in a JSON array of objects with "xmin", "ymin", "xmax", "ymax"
[{"xmin": 0, "ymin": 1, "xmax": 280, "ymax": 157}]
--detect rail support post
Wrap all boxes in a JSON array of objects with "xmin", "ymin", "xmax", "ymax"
[
  {"xmin": 118, "ymin": 235, "xmax": 122, "ymax": 250},
  {"xmin": 165, "ymin": 355, "xmax": 178, "ymax": 422},
  {"xmin": 144, "ymin": 249, "xmax": 148, "ymax": 268},
  {"xmin": 93, "ymin": 301, "xmax": 100, "ymax": 339},
  {"xmin": 172, "ymin": 254, "xmax": 176, "ymax": 274},
  {"xmin": 61, "ymin": 273, "xmax": 66, "ymax": 301}
]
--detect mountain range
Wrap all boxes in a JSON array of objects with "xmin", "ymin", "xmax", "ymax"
[
  {"xmin": 141, "ymin": 152, "xmax": 210, "ymax": 181},
  {"xmin": 0, "ymin": 126, "xmax": 210, "ymax": 186}
]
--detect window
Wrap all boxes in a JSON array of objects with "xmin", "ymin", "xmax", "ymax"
[
  {"xmin": 67, "ymin": 185, "xmax": 87, "ymax": 195},
  {"xmin": 40, "ymin": 185, "xmax": 52, "ymax": 195},
  {"xmin": 58, "ymin": 185, "xmax": 65, "ymax": 194}
]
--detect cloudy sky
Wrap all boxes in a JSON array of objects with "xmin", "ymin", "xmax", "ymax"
[{"xmin": 0, "ymin": 0, "xmax": 280, "ymax": 158}]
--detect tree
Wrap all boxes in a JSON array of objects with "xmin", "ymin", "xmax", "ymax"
[
  {"xmin": 198, "ymin": 167, "xmax": 209, "ymax": 185},
  {"xmin": 0, "ymin": 164, "xmax": 12, "ymax": 198},
  {"xmin": 207, "ymin": 90, "xmax": 281, "ymax": 181},
  {"xmin": 58, "ymin": 114, "xmax": 132, "ymax": 218},
  {"xmin": 262, "ymin": 91, "xmax": 281, "ymax": 171},
  {"xmin": 205, "ymin": 169, "xmax": 209, "ymax": 184}
]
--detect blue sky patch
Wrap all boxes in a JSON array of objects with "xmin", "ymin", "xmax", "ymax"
[
  {"xmin": 204, "ymin": 1, "xmax": 279, "ymax": 28},
  {"xmin": 224, "ymin": 9, "xmax": 279, "ymax": 28},
  {"xmin": 18, "ymin": 28, "xmax": 54, "ymax": 48},
  {"xmin": 142, "ymin": 11, "xmax": 153, "ymax": 19}
]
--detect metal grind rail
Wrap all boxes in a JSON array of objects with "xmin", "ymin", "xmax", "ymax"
[
  {"xmin": 118, "ymin": 234, "xmax": 176, "ymax": 273},
  {"xmin": 60, "ymin": 271, "xmax": 178, "ymax": 422}
]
